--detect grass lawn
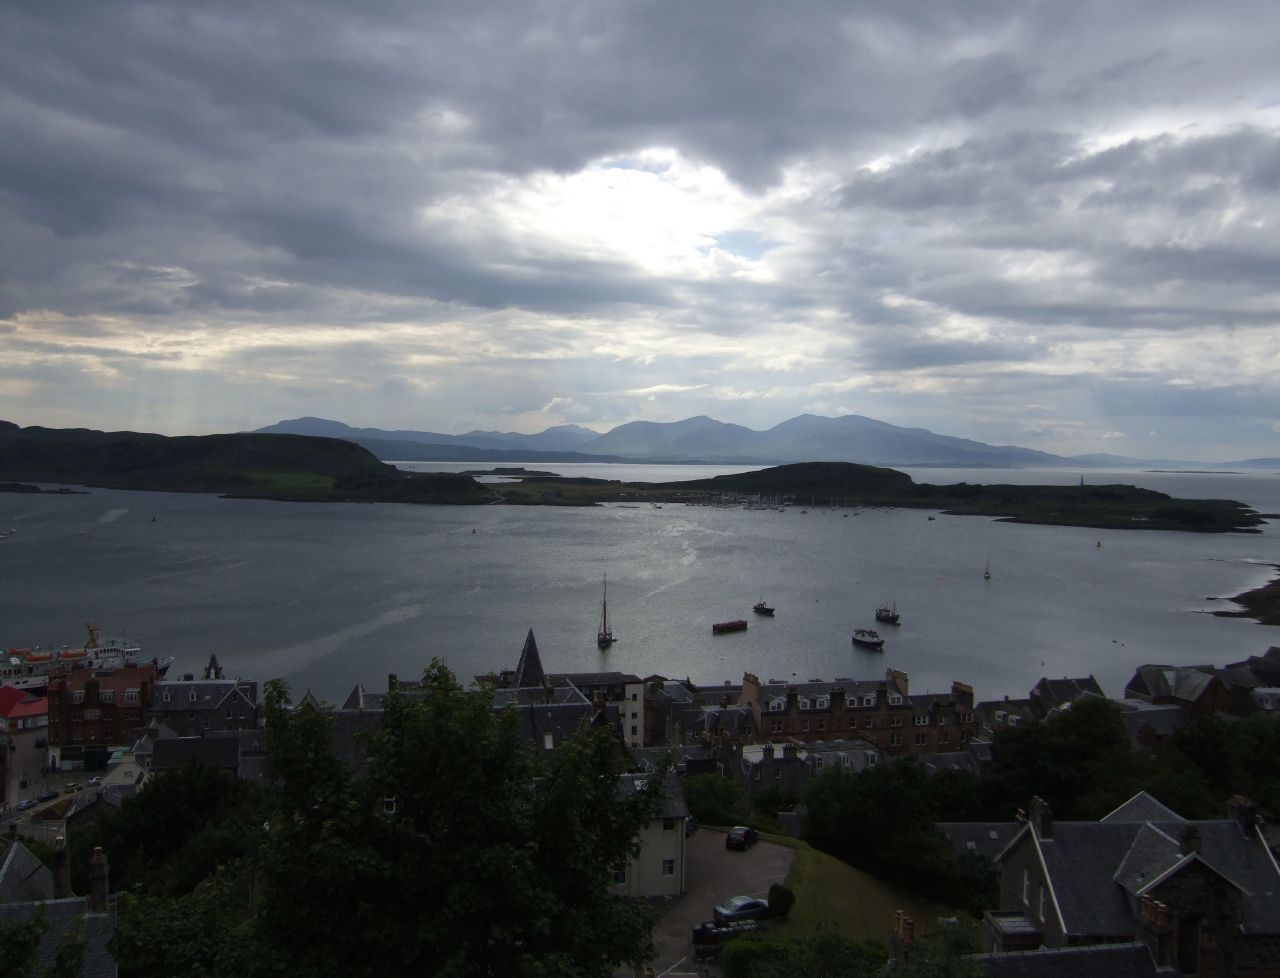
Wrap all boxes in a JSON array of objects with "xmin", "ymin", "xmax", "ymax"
[{"xmin": 760, "ymin": 832, "xmax": 964, "ymax": 945}]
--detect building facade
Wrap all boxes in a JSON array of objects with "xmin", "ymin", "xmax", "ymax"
[{"xmin": 46, "ymin": 663, "xmax": 158, "ymax": 770}]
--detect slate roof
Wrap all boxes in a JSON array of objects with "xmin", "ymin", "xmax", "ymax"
[
  {"xmin": 1030, "ymin": 676, "xmax": 1105, "ymax": 716},
  {"xmin": 937, "ymin": 822, "xmax": 1022, "ymax": 860},
  {"xmin": 0, "ymin": 841, "xmax": 54, "ymax": 904},
  {"xmin": 0, "ymin": 897, "xmax": 117, "ymax": 978},
  {"xmin": 1101, "ymin": 791, "xmax": 1184, "ymax": 824},
  {"xmin": 1126, "ymin": 664, "xmax": 1217, "ymax": 702},
  {"xmin": 1000, "ymin": 795, "xmax": 1280, "ymax": 938},
  {"xmin": 974, "ymin": 943, "xmax": 1162, "ymax": 978},
  {"xmin": 618, "ymin": 771, "xmax": 688, "ymax": 819},
  {"xmin": 552, "ymin": 671, "xmax": 642, "ymax": 686},
  {"xmin": 151, "ymin": 735, "xmax": 240, "ymax": 772},
  {"xmin": 512, "ymin": 629, "xmax": 545, "ymax": 688}
]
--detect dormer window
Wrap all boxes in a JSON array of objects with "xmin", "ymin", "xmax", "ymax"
[
  {"xmin": 888, "ymin": 694, "xmax": 903, "ymax": 706},
  {"xmin": 797, "ymin": 697, "xmax": 810, "ymax": 710},
  {"xmin": 769, "ymin": 699, "xmax": 784, "ymax": 712},
  {"xmin": 846, "ymin": 696, "xmax": 858, "ymax": 708},
  {"xmin": 863, "ymin": 695, "xmax": 874, "ymax": 707},
  {"xmin": 815, "ymin": 695, "xmax": 830, "ymax": 709}
]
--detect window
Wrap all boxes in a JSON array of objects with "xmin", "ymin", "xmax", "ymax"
[
  {"xmin": 630, "ymin": 692, "xmax": 637, "ymax": 701},
  {"xmin": 797, "ymin": 696, "xmax": 810, "ymax": 710},
  {"xmin": 889, "ymin": 733, "xmax": 902, "ymax": 747},
  {"xmin": 99, "ymin": 689, "xmax": 115, "ymax": 703},
  {"xmin": 769, "ymin": 719, "xmax": 783, "ymax": 734},
  {"xmin": 630, "ymin": 725, "xmax": 637, "ymax": 737},
  {"xmin": 888, "ymin": 694, "xmax": 903, "ymax": 705},
  {"xmin": 162, "ymin": 691, "xmax": 171, "ymax": 703},
  {"xmin": 863, "ymin": 695, "xmax": 875, "ymax": 707},
  {"xmin": 961, "ymin": 712, "xmax": 974, "ymax": 724},
  {"xmin": 937, "ymin": 714, "xmax": 949, "ymax": 725},
  {"xmin": 613, "ymin": 866, "xmax": 627, "ymax": 884},
  {"xmin": 663, "ymin": 818, "xmax": 677, "ymax": 831},
  {"xmin": 839, "ymin": 754, "xmax": 850, "ymax": 767},
  {"xmin": 940, "ymin": 731, "xmax": 950, "ymax": 745},
  {"xmin": 914, "ymin": 714, "xmax": 929, "ymax": 726},
  {"xmin": 226, "ymin": 709, "xmax": 233, "ymax": 720},
  {"xmin": 846, "ymin": 696, "xmax": 858, "ymax": 708},
  {"xmin": 774, "ymin": 767, "xmax": 781, "ymax": 780},
  {"xmin": 769, "ymin": 699, "xmax": 784, "ymax": 712},
  {"xmin": 189, "ymin": 691, "xmax": 197, "ymax": 703},
  {"xmin": 815, "ymin": 695, "xmax": 829, "ymax": 709},
  {"xmin": 890, "ymin": 717, "xmax": 903, "ymax": 728},
  {"xmin": 124, "ymin": 689, "xmax": 139, "ymax": 704},
  {"xmin": 661, "ymin": 859, "xmax": 675, "ymax": 877},
  {"xmin": 863, "ymin": 718, "xmax": 874, "ymax": 729},
  {"xmin": 72, "ymin": 690, "xmax": 85, "ymax": 704},
  {"xmin": 543, "ymin": 732, "xmax": 554, "ymax": 750},
  {"xmin": 915, "ymin": 732, "xmax": 927, "ymax": 746},
  {"xmin": 817, "ymin": 718, "xmax": 827, "ymax": 731},
  {"xmin": 814, "ymin": 755, "xmax": 824, "ymax": 771},
  {"xmin": 800, "ymin": 719, "xmax": 809, "ymax": 732}
]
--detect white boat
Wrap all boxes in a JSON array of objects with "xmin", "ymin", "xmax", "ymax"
[{"xmin": 2, "ymin": 624, "xmax": 171, "ymax": 691}]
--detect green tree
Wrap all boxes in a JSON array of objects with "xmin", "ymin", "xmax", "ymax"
[
  {"xmin": 248, "ymin": 662, "xmax": 662, "ymax": 978},
  {"xmin": 681, "ymin": 772, "xmax": 749, "ymax": 825}
]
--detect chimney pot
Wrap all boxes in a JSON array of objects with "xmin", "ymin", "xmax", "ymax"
[{"xmin": 89, "ymin": 846, "xmax": 109, "ymax": 912}]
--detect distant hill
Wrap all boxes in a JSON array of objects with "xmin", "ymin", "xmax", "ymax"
[
  {"xmin": 253, "ymin": 414, "xmax": 1275, "ymax": 469},
  {"xmin": 256, "ymin": 417, "xmax": 603, "ymax": 458},
  {"xmin": 0, "ymin": 424, "xmax": 489, "ymax": 503}
]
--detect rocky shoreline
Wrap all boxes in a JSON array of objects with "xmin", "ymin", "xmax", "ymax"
[{"xmin": 1214, "ymin": 566, "xmax": 1280, "ymax": 626}]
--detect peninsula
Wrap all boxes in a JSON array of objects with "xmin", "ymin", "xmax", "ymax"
[{"xmin": 0, "ymin": 424, "xmax": 1264, "ymax": 532}]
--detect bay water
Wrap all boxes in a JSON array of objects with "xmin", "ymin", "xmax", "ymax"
[{"xmin": 1, "ymin": 466, "xmax": 1276, "ymax": 706}]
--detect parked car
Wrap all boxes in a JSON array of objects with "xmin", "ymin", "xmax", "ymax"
[
  {"xmin": 691, "ymin": 919, "xmax": 759, "ymax": 959},
  {"xmin": 17, "ymin": 798, "xmax": 37, "ymax": 811},
  {"xmin": 725, "ymin": 825, "xmax": 759, "ymax": 850},
  {"xmin": 63, "ymin": 782, "xmax": 80, "ymax": 794},
  {"xmin": 713, "ymin": 895, "xmax": 770, "ymax": 925},
  {"xmin": 87, "ymin": 776, "xmax": 103, "ymax": 786},
  {"xmin": 36, "ymin": 789, "xmax": 59, "ymax": 802}
]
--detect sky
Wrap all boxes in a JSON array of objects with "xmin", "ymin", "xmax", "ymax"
[{"xmin": 2, "ymin": 2, "xmax": 1279, "ymax": 462}]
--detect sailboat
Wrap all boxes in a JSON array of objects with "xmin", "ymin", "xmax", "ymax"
[
  {"xmin": 597, "ymin": 575, "xmax": 615, "ymax": 649},
  {"xmin": 983, "ymin": 556, "xmax": 992, "ymax": 581}
]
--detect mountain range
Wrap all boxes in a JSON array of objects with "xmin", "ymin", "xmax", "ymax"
[{"xmin": 253, "ymin": 415, "xmax": 1280, "ymax": 469}]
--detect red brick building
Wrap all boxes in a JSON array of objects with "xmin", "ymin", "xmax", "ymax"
[{"xmin": 46, "ymin": 663, "xmax": 158, "ymax": 770}]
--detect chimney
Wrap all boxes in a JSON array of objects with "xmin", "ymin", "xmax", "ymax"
[
  {"xmin": 762, "ymin": 743, "xmax": 775, "ymax": 761},
  {"xmin": 387, "ymin": 673, "xmax": 398, "ymax": 692},
  {"xmin": 1029, "ymin": 796, "xmax": 1053, "ymax": 838},
  {"xmin": 1180, "ymin": 824, "xmax": 1202, "ymax": 855},
  {"xmin": 89, "ymin": 846, "xmax": 109, "ymax": 912},
  {"xmin": 52, "ymin": 837, "xmax": 72, "ymax": 898},
  {"xmin": 1228, "ymin": 795, "xmax": 1257, "ymax": 837}
]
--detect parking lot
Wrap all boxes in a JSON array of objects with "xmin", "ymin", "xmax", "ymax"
[{"xmin": 633, "ymin": 827, "xmax": 796, "ymax": 977}]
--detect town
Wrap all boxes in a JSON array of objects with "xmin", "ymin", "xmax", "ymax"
[{"xmin": 3, "ymin": 630, "xmax": 1279, "ymax": 977}]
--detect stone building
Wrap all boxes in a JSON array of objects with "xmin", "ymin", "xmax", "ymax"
[{"xmin": 46, "ymin": 662, "xmax": 159, "ymax": 770}]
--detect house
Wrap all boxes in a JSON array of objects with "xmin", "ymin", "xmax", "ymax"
[
  {"xmin": 739, "ymin": 671, "xmax": 978, "ymax": 757},
  {"xmin": 985, "ymin": 792, "xmax": 1280, "ymax": 977},
  {"xmin": 0, "ymin": 840, "xmax": 118, "ymax": 977},
  {"xmin": 147, "ymin": 655, "xmax": 258, "ymax": 737},
  {"xmin": 46, "ymin": 662, "xmax": 159, "ymax": 771},
  {"xmin": 611, "ymin": 772, "xmax": 688, "ymax": 899},
  {"xmin": 735, "ymin": 738, "xmax": 879, "ymax": 795},
  {"xmin": 1124, "ymin": 664, "xmax": 1231, "ymax": 718},
  {"xmin": 1028, "ymin": 676, "xmax": 1105, "ymax": 718},
  {"xmin": 0, "ymin": 685, "xmax": 48, "ymax": 732},
  {"xmin": 1112, "ymin": 698, "xmax": 1189, "ymax": 750}
]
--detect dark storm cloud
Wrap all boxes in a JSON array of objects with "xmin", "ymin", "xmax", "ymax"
[{"xmin": 2, "ymin": 1, "xmax": 1279, "ymax": 458}]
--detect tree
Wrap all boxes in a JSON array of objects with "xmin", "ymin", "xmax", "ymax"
[
  {"xmin": 247, "ymin": 662, "xmax": 663, "ymax": 978},
  {"xmin": 681, "ymin": 772, "xmax": 749, "ymax": 826}
]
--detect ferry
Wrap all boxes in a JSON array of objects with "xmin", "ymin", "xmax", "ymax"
[{"xmin": 2, "ymin": 624, "xmax": 171, "ymax": 691}]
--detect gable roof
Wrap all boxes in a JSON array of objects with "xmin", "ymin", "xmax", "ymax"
[
  {"xmin": 0, "ymin": 897, "xmax": 117, "ymax": 978},
  {"xmin": 1101, "ymin": 791, "xmax": 1184, "ymax": 824},
  {"xmin": 974, "ymin": 942, "xmax": 1162, "ymax": 978},
  {"xmin": 0, "ymin": 841, "xmax": 54, "ymax": 904},
  {"xmin": 512, "ymin": 629, "xmax": 545, "ymax": 689}
]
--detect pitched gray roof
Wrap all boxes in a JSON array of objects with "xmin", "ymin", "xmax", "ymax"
[
  {"xmin": 975, "ymin": 942, "xmax": 1161, "ymax": 978},
  {"xmin": 513, "ymin": 629, "xmax": 545, "ymax": 688},
  {"xmin": 1101, "ymin": 791, "xmax": 1184, "ymax": 824},
  {"xmin": 0, "ymin": 897, "xmax": 117, "ymax": 978},
  {"xmin": 151, "ymin": 735, "xmax": 240, "ymax": 772},
  {"xmin": 937, "ymin": 822, "xmax": 1022, "ymax": 860},
  {"xmin": 0, "ymin": 841, "xmax": 54, "ymax": 904}
]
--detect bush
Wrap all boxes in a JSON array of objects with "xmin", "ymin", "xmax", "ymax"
[{"xmin": 767, "ymin": 883, "xmax": 795, "ymax": 920}]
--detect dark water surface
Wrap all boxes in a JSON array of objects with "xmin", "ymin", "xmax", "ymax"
[{"xmin": 1, "ymin": 467, "xmax": 1276, "ymax": 704}]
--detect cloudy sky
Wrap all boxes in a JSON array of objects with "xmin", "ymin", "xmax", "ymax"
[{"xmin": 2, "ymin": 2, "xmax": 1279, "ymax": 461}]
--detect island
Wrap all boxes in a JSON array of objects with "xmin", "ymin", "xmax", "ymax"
[{"xmin": 0, "ymin": 424, "xmax": 1265, "ymax": 532}]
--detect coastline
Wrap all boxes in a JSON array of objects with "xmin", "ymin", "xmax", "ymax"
[{"xmin": 1214, "ymin": 565, "xmax": 1280, "ymax": 627}]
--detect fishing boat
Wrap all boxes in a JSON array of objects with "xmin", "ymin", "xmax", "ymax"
[
  {"xmin": 852, "ymin": 628, "xmax": 884, "ymax": 650},
  {"xmin": 712, "ymin": 619, "xmax": 748, "ymax": 635},
  {"xmin": 875, "ymin": 604, "xmax": 900, "ymax": 625},
  {"xmin": 752, "ymin": 601, "xmax": 775, "ymax": 617},
  {"xmin": 596, "ymin": 575, "xmax": 615, "ymax": 649}
]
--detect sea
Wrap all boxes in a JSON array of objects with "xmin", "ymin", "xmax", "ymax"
[{"xmin": 1, "ymin": 464, "xmax": 1277, "ymax": 707}]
